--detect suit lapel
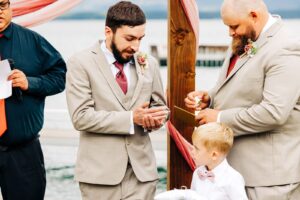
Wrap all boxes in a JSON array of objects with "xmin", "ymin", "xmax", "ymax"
[
  {"xmin": 224, "ymin": 54, "xmax": 251, "ymax": 81},
  {"xmin": 130, "ymin": 54, "xmax": 144, "ymax": 108},
  {"xmin": 216, "ymin": 49, "xmax": 232, "ymax": 87},
  {"xmin": 91, "ymin": 41, "xmax": 127, "ymax": 109},
  {"xmin": 216, "ymin": 17, "xmax": 283, "ymax": 93}
]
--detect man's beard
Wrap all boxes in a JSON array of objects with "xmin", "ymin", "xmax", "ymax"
[
  {"xmin": 231, "ymin": 27, "xmax": 256, "ymax": 56},
  {"xmin": 111, "ymin": 37, "xmax": 135, "ymax": 64}
]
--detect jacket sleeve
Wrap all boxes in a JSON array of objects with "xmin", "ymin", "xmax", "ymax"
[{"xmin": 26, "ymin": 37, "xmax": 66, "ymax": 96}]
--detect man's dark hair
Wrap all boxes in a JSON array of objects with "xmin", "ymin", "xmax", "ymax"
[{"xmin": 105, "ymin": 1, "xmax": 146, "ymax": 33}]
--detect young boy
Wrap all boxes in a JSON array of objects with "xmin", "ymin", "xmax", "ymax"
[{"xmin": 191, "ymin": 122, "xmax": 248, "ymax": 200}]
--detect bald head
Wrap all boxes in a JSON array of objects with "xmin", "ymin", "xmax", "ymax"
[
  {"xmin": 220, "ymin": 0, "xmax": 270, "ymax": 55},
  {"xmin": 221, "ymin": 0, "xmax": 270, "ymax": 44},
  {"xmin": 221, "ymin": 0, "xmax": 268, "ymax": 19}
]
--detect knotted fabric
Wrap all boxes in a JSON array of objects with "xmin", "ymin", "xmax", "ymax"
[
  {"xmin": 197, "ymin": 167, "xmax": 215, "ymax": 182},
  {"xmin": 114, "ymin": 61, "xmax": 128, "ymax": 94}
]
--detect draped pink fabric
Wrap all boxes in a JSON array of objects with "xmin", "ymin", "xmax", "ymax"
[
  {"xmin": 167, "ymin": 121, "xmax": 196, "ymax": 171},
  {"xmin": 11, "ymin": 0, "xmax": 82, "ymax": 27},
  {"xmin": 180, "ymin": 0, "xmax": 199, "ymax": 53},
  {"xmin": 12, "ymin": 0, "xmax": 56, "ymax": 17}
]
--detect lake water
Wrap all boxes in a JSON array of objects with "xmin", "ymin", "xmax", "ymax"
[{"xmin": 3, "ymin": 19, "xmax": 298, "ymax": 200}]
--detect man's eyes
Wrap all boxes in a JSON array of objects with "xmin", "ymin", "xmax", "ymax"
[
  {"xmin": 230, "ymin": 25, "xmax": 239, "ymax": 30},
  {"xmin": 126, "ymin": 37, "xmax": 134, "ymax": 41},
  {"xmin": 0, "ymin": 1, "xmax": 9, "ymax": 6},
  {"xmin": 125, "ymin": 37, "xmax": 143, "ymax": 42}
]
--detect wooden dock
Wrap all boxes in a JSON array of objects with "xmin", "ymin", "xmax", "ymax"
[{"xmin": 150, "ymin": 44, "xmax": 228, "ymax": 67}]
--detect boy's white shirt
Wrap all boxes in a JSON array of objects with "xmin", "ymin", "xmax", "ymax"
[{"xmin": 191, "ymin": 159, "xmax": 248, "ymax": 200}]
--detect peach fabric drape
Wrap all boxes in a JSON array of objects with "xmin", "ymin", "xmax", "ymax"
[{"xmin": 11, "ymin": 0, "xmax": 82, "ymax": 27}]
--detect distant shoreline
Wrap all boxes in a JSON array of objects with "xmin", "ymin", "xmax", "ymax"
[{"xmin": 58, "ymin": 10, "xmax": 300, "ymax": 20}]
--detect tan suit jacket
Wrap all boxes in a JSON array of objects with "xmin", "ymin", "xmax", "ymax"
[
  {"xmin": 66, "ymin": 41, "xmax": 166, "ymax": 185},
  {"xmin": 209, "ymin": 18, "xmax": 300, "ymax": 186}
]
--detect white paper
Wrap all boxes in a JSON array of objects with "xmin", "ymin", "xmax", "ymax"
[{"xmin": 0, "ymin": 59, "xmax": 12, "ymax": 99}]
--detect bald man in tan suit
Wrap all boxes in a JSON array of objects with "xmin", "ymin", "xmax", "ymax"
[
  {"xmin": 66, "ymin": 2, "xmax": 168, "ymax": 200},
  {"xmin": 185, "ymin": 0, "xmax": 300, "ymax": 199}
]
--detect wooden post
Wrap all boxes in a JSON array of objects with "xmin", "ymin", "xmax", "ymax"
[{"xmin": 167, "ymin": 0, "xmax": 198, "ymax": 189}]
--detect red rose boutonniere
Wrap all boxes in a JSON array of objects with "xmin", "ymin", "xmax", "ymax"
[{"xmin": 137, "ymin": 52, "xmax": 148, "ymax": 74}]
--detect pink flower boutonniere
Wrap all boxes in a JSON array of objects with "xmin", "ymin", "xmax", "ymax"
[
  {"xmin": 137, "ymin": 52, "xmax": 148, "ymax": 74},
  {"xmin": 243, "ymin": 39, "xmax": 258, "ymax": 58}
]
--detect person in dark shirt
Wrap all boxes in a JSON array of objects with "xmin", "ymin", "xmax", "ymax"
[{"xmin": 0, "ymin": 1, "xmax": 66, "ymax": 199}]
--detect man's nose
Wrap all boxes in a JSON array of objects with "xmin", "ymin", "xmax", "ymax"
[
  {"xmin": 131, "ymin": 40, "xmax": 141, "ymax": 52},
  {"xmin": 229, "ymin": 29, "xmax": 236, "ymax": 37},
  {"xmin": 130, "ymin": 44, "xmax": 139, "ymax": 52}
]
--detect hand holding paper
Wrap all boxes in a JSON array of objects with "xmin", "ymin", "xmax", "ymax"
[
  {"xmin": 8, "ymin": 69, "xmax": 29, "ymax": 91},
  {"xmin": 0, "ymin": 60, "xmax": 12, "ymax": 99}
]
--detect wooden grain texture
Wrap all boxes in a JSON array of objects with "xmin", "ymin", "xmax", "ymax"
[{"xmin": 167, "ymin": 0, "xmax": 197, "ymax": 190}]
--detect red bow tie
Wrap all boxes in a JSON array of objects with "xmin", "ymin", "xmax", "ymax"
[{"xmin": 197, "ymin": 168, "xmax": 215, "ymax": 182}]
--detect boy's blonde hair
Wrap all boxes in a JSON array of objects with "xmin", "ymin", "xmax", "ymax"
[{"xmin": 192, "ymin": 123, "xmax": 234, "ymax": 155}]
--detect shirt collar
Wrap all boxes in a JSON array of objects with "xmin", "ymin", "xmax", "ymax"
[
  {"xmin": 100, "ymin": 41, "xmax": 116, "ymax": 65},
  {"xmin": 211, "ymin": 158, "xmax": 229, "ymax": 179},
  {"xmin": 100, "ymin": 40, "xmax": 134, "ymax": 65},
  {"xmin": 0, "ymin": 22, "xmax": 13, "ymax": 39},
  {"xmin": 259, "ymin": 14, "xmax": 277, "ymax": 37},
  {"xmin": 197, "ymin": 158, "xmax": 229, "ymax": 180}
]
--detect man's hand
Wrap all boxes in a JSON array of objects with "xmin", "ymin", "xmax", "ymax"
[
  {"xmin": 133, "ymin": 102, "xmax": 150, "ymax": 126},
  {"xmin": 196, "ymin": 109, "xmax": 219, "ymax": 125},
  {"xmin": 185, "ymin": 91, "xmax": 210, "ymax": 111},
  {"xmin": 143, "ymin": 106, "xmax": 169, "ymax": 130},
  {"xmin": 133, "ymin": 103, "xmax": 169, "ymax": 130},
  {"xmin": 8, "ymin": 69, "xmax": 28, "ymax": 91}
]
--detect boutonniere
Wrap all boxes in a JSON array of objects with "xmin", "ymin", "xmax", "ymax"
[
  {"xmin": 242, "ymin": 39, "xmax": 258, "ymax": 58},
  {"xmin": 137, "ymin": 52, "xmax": 148, "ymax": 74}
]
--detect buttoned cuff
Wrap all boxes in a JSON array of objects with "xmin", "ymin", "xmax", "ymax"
[{"xmin": 217, "ymin": 111, "xmax": 222, "ymax": 123}]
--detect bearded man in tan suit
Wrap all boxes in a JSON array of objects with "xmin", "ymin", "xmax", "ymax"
[
  {"xmin": 185, "ymin": 0, "xmax": 300, "ymax": 199},
  {"xmin": 66, "ymin": 1, "xmax": 168, "ymax": 200}
]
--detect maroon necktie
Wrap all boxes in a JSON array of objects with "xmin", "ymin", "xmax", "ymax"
[
  {"xmin": 114, "ymin": 61, "xmax": 127, "ymax": 94},
  {"xmin": 226, "ymin": 55, "xmax": 239, "ymax": 77}
]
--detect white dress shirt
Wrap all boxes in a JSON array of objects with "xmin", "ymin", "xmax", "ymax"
[
  {"xmin": 100, "ymin": 41, "xmax": 135, "ymax": 134},
  {"xmin": 191, "ymin": 159, "xmax": 248, "ymax": 200},
  {"xmin": 217, "ymin": 14, "xmax": 277, "ymax": 123}
]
